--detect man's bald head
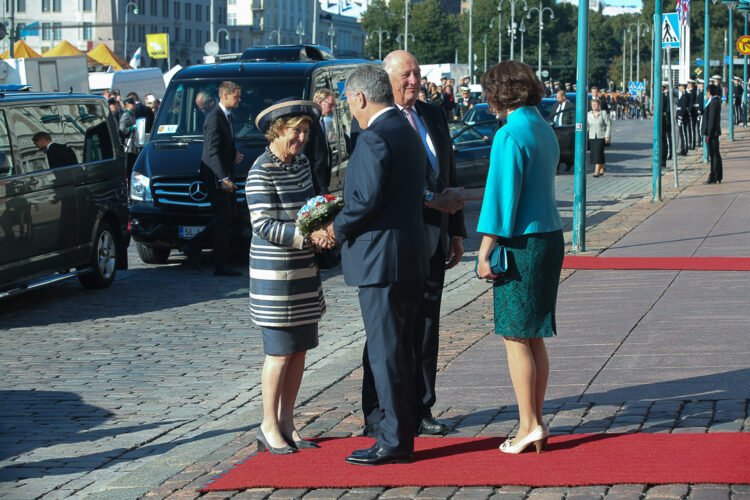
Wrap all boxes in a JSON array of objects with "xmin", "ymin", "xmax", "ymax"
[{"xmin": 383, "ymin": 50, "xmax": 421, "ymax": 108}]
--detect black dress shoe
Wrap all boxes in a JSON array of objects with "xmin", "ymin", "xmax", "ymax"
[
  {"xmin": 180, "ymin": 244, "xmax": 202, "ymax": 271},
  {"xmin": 214, "ymin": 267, "xmax": 241, "ymax": 276},
  {"xmin": 703, "ymin": 180, "xmax": 715, "ymax": 184},
  {"xmin": 417, "ymin": 416, "xmax": 450, "ymax": 435},
  {"xmin": 345, "ymin": 444, "xmax": 412, "ymax": 466},
  {"xmin": 362, "ymin": 423, "xmax": 380, "ymax": 438}
]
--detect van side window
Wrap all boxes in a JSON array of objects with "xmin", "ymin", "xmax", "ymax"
[
  {"xmin": 0, "ymin": 111, "xmax": 14, "ymax": 177},
  {"xmin": 7, "ymin": 105, "xmax": 64, "ymax": 173},
  {"xmin": 330, "ymin": 69, "xmax": 353, "ymax": 159},
  {"xmin": 59, "ymin": 102, "xmax": 114, "ymax": 162}
]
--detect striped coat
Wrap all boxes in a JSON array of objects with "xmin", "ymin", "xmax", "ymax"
[{"xmin": 246, "ymin": 149, "xmax": 326, "ymax": 327}]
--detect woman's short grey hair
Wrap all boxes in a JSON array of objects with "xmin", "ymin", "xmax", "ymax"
[{"xmin": 345, "ymin": 64, "xmax": 394, "ymax": 106}]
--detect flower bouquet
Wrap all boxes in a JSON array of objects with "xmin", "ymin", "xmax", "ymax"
[{"xmin": 296, "ymin": 194, "xmax": 345, "ymax": 237}]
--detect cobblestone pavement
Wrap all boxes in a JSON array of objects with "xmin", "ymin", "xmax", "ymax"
[{"xmin": 0, "ymin": 122, "xmax": 746, "ymax": 499}]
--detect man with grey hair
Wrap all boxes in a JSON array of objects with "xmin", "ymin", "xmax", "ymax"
[{"xmin": 326, "ymin": 63, "xmax": 427, "ymax": 465}]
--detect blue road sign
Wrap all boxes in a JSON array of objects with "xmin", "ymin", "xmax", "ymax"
[
  {"xmin": 660, "ymin": 13, "xmax": 680, "ymax": 49},
  {"xmin": 629, "ymin": 81, "xmax": 646, "ymax": 92}
]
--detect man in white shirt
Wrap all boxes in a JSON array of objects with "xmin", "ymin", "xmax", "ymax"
[{"xmin": 553, "ymin": 90, "xmax": 569, "ymax": 127}]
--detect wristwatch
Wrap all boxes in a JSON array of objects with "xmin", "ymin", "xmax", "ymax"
[{"xmin": 424, "ymin": 189, "xmax": 434, "ymax": 203}]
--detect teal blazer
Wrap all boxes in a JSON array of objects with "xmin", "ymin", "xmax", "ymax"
[{"xmin": 477, "ymin": 106, "xmax": 563, "ymax": 238}]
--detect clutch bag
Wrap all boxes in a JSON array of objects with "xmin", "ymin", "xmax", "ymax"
[{"xmin": 474, "ymin": 245, "xmax": 508, "ymax": 278}]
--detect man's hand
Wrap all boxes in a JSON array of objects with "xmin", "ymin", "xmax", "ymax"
[
  {"xmin": 605, "ymin": 137, "xmax": 611, "ymax": 145},
  {"xmin": 221, "ymin": 179, "xmax": 237, "ymax": 193},
  {"xmin": 428, "ymin": 187, "xmax": 466, "ymax": 214},
  {"xmin": 235, "ymin": 151, "xmax": 244, "ymax": 164},
  {"xmin": 310, "ymin": 228, "xmax": 335, "ymax": 250},
  {"xmin": 445, "ymin": 236, "xmax": 464, "ymax": 270}
]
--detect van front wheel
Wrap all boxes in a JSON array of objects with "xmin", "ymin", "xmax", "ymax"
[
  {"xmin": 136, "ymin": 242, "xmax": 171, "ymax": 264},
  {"xmin": 80, "ymin": 222, "xmax": 119, "ymax": 289}
]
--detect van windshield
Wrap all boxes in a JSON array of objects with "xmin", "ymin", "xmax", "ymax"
[{"xmin": 151, "ymin": 78, "xmax": 305, "ymax": 141}]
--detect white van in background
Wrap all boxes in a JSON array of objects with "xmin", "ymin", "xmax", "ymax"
[
  {"xmin": 88, "ymin": 68, "xmax": 165, "ymax": 99},
  {"xmin": 0, "ymin": 55, "xmax": 90, "ymax": 93}
]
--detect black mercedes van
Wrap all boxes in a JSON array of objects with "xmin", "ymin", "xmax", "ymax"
[
  {"xmin": 128, "ymin": 45, "xmax": 365, "ymax": 264},
  {"xmin": 0, "ymin": 89, "xmax": 130, "ymax": 298}
]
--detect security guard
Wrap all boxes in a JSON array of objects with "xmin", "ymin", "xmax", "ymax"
[
  {"xmin": 676, "ymin": 82, "xmax": 690, "ymax": 155},
  {"xmin": 695, "ymin": 79, "xmax": 705, "ymax": 141},
  {"xmin": 687, "ymin": 78, "xmax": 698, "ymax": 149}
]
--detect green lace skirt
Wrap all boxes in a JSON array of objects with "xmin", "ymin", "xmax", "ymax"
[{"xmin": 492, "ymin": 230, "xmax": 564, "ymax": 338}]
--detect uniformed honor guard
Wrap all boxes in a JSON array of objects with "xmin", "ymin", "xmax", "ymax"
[
  {"xmin": 676, "ymin": 83, "xmax": 689, "ymax": 156},
  {"xmin": 661, "ymin": 83, "xmax": 672, "ymax": 167},
  {"xmin": 733, "ymin": 76, "xmax": 743, "ymax": 125},
  {"xmin": 687, "ymin": 79, "xmax": 697, "ymax": 149},
  {"xmin": 695, "ymin": 79, "xmax": 705, "ymax": 140}
]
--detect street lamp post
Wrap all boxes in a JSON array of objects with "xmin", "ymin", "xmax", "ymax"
[
  {"xmin": 653, "ymin": 0, "xmax": 664, "ymax": 201},
  {"xmin": 327, "ymin": 24, "xmax": 336, "ymax": 51},
  {"xmin": 622, "ymin": 30, "xmax": 626, "ymax": 90},
  {"xmin": 296, "ymin": 21, "xmax": 305, "ymax": 44},
  {"xmin": 526, "ymin": 0, "xmax": 554, "ymax": 78},
  {"xmin": 628, "ymin": 21, "xmax": 650, "ymax": 83},
  {"xmin": 216, "ymin": 28, "xmax": 230, "ymax": 52},
  {"xmin": 483, "ymin": 33, "xmax": 488, "ymax": 72},
  {"xmin": 507, "ymin": 0, "xmax": 528, "ymax": 60},
  {"xmin": 737, "ymin": 4, "xmax": 750, "ymax": 127},
  {"xmin": 268, "ymin": 30, "xmax": 281, "ymax": 45},
  {"xmin": 722, "ymin": 0, "xmax": 739, "ymax": 140},
  {"xmin": 519, "ymin": 19, "xmax": 526, "ymax": 63},
  {"xmin": 369, "ymin": 28, "xmax": 391, "ymax": 61},
  {"xmin": 490, "ymin": 12, "xmax": 503, "ymax": 63},
  {"xmin": 405, "ymin": 0, "xmax": 410, "ymax": 52},
  {"xmin": 395, "ymin": 33, "xmax": 414, "ymax": 50},
  {"xmin": 704, "ymin": 0, "xmax": 717, "ymax": 162},
  {"xmin": 628, "ymin": 29, "xmax": 634, "ymax": 83},
  {"xmin": 124, "ymin": 1, "xmax": 139, "ymax": 61}
]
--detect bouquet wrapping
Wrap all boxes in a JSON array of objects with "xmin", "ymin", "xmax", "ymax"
[{"xmin": 296, "ymin": 194, "xmax": 345, "ymax": 237}]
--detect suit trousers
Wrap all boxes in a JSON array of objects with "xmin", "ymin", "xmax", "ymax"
[
  {"xmin": 691, "ymin": 116, "xmax": 700, "ymax": 149},
  {"xmin": 707, "ymin": 135, "xmax": 723, "ymax": 183},
  {"xmin": 359, "ymin": 279, "xmax": 423, "ymax": 455},
  {"xmin": 190, "ymin": 173, "xmax": 233, "ymax": 268},
  {"xmin": 686, "ymin": 115, "xmax": 695, "ymax": 149},
  {"xmin": 677, "ymin": 121, "xmax": 688, "ymax": 154}
]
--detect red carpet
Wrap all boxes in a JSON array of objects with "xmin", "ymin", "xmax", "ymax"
[
  {"xmin": 563, "ymin": 256, "xmax": 750, "ymax": 271},
  {"xmin": 199, "ymin": 434, "xmax": 750, "ymax": 491}
]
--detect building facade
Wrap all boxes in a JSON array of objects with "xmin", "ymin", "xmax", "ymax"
[{"xmin": 5, "ymin": 0, "xmax": 229, "ymax": 69}]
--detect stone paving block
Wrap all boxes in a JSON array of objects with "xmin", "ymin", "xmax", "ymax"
[
  {"xmin": 267, "ymin": 488, "xmax": 310, "ymax": 499},
  {"xmin": 526, "ymin": 486, "xmax": 567, "ymax": 500},
  {"xmin": 336, "ymin": 488, "xmax": 386, "ymax": 500},
  {"xmin": 644, "ymin": 484, "xmax": 690, "ymax": 499},
  {"xmin": 604, "ymin": 484, "xmax": 647, "ymax": 500},
  {"xmin": 566, "ymin": 486, "xmax": 609, "ymax": 497},
  {"xmin": 200, "ymin": 492, "xmax": 242, "ymax": 500},
  {"xmin": 232, "ymin": 489, "xmax": 275, "ymax": 499},
  {"xmin": 451, "ymin": 487, "xmax": 495, "ymax": 500},
  {"xmin": 732, "ymin": 486, "xmax": 750, "ymax": 494},
  {"xmin": 488, "ymin": 493, "xmax": 526, "ymax": 500},
  {"xmin": 378, "ymin": 487, "xmax": 423, "ymax": 499},
  {"xmin": 414, "ymin": 487, "xmax": 459, "ymax": 499},
  {"xmin": 496, "ymin": 486, "xmax": 532, "ymax": 494},
  {"xmin": 689, "ymin": 484, "xmax": 730, "ymax": 500}
]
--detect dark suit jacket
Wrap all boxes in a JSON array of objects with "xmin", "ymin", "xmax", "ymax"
[
  {"xmin": 413, "ymin": 100, "xmax": 467, "ymax": 256},
  {"xmin": 200, "ymin": 105, "xmax": 236, "ymax": 182},
  {"xmin": 135, "ymin": 102, "xmax": 154, "ymax": 133},
  {"xmin": 46, "ymin": 142, "xmax": 78, "ymax": 168},
  {"xmin": 333, "ymin": 108, "xmax": 427, "ymax": 287},
  {"xmin": 701, "ymin": 97, "xmax": 721, "ymax": 138},
  {"xmin": 302, "ymin": 118, "xmax": 331, "ymax": 195},
  {"xmin": 676, "ymin": 92, "xmax": 690, "ymax": 121}
]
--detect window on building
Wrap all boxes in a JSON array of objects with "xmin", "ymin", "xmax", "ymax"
[
  {"xmin": 138, "ymin": 0, "xmax": 145, "ymax": 14},
  {"xmin": 42, "ymin": 0, "xmax": 49, "ymax": 11},
  {"xmin": 185, "ymin": 29, "xmax": 191, "ymax": 43},
  {"xmin": 151, "ymin": 24, "xmax": 157, "ymax": 34},
  {"xmin": 162, "ymin": 26, "xmax": 169, "ymax": 36},
  {"xmin": 83, "ymin": 22, "xmax": 92, "ymax": 40},
  {"xmin": 162, "ymin": 0, "xmax": 168, "ymax": 17},
  {"xmin": 218, "ymin": 7, "xmax": 223, "ymax": 23},
  {"xmin": 174, "ymin": 27, "xmax": 180, "ymax": 41},
  {"xmin": 16, "ymin": 0, "xmax": 24, "ymax": 12},
  {"xmin": 52, "ymin": 0, "xmax": 60, "ymax": 11},
  {"xmin": 196, "ymin": 29, "xmax": 202, "ymax": 47},
  {"xmin": 185, "ymin": 3, "xmax": 191, "ymax": 20},
  {"xmin": 205, "ymin": 6, "xmax": 209, "ymax": 21},
  {"xmin": 151, "ymin": 0, "xmax": 157, "ymax": 15},
  {"xmin": 228, "ymin": 0, "xmax": 235, "ymax": 4},
  {"xmin": 42, "ymin": 22, "xmax": 51, "ymax": 40},
  {"xmin": 139, "ymin": 25, "xmax": 145, "ymax": 41},
  {"xmin": 83, "ymin": 0, "xmax": 92, "ymax": 10},
  {"xmin": 173, "ymin": 1, "xmax": 180, "ymax": 18},
  {"xmin": 53, "ymin": 22, "xmax": 62, "ymax": 40},
  {"xmin": 196, "ymin": 4, "xmax": 201, "ymax": 20},
  {"xmin": 228, "ymin": 13, "xmax": 236, "ymax": 26}
]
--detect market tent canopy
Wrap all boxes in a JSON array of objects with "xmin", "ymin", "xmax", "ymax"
[
  {"xmin": 41, "ymin": 40, "xmax": 98, "ymax": 65},
  {"xmin": 0, "ymin": 40, "xmax": 41, "ymax": 59},
  {"xmin": 88, "ymin": 43, "xmax": 131, "ymax": 70}
]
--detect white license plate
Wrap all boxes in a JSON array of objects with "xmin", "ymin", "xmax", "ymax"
[{"xmin": 178, "ymin": 226, "xmax": 204, "ymax": 239}]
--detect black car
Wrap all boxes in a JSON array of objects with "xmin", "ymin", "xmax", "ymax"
[
  {"xmin": 129, "ymin": 45, "xmax": 366, "ymax": 264},
  {"xmin": 0, "ymin": 89, "xmax": 130, "ymax": 298}
]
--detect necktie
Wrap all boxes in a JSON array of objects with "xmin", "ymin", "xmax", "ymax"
[
  {"xmin": 404, "ymin": 107, "xmax": 438, "ymax": 174},
  {"xmin": 226, "ymin": 112, "xmax": 233, "ymax": 139},
  {"xmin": 320, "ymin": 117, "xmax": 326, "ymax": 135},
  {"xmin": 403, "ymin": 108, "xmax": 419, "ymax": 132}
]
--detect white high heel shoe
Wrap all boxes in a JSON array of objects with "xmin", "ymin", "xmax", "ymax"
[{"xmin": 499, "ymin": 425, "xmax": 545, "ymax": 454}]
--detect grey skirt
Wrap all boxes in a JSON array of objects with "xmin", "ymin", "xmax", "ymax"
[{"xmin": 261, "ymin": 323, "xmax": 319, "ymax": 355}]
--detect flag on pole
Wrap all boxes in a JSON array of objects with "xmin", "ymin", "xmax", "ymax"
[
  {"xmin": 676, "ymin": 0, "xmax": 690, "ymax": 25},
  {"xmin": 129, "ymin": 47, "xmax": 142, "ymax": 69}
]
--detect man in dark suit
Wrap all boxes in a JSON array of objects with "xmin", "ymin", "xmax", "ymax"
[
  {"xmin": 32, "ymin": 132, "xmax": 78, "ymax": 168},
  {"xmin": 303, "ymin": 88, "xmax": 335, "ymax": 195},
  {"xmin": 182, "ymin": 81, "xmax": 244, "ymax": 276},
  {"xmin": 676, "ymin": 83, "xmax": 690, "ymax": 156},
  {"xmin": 701, "ymin": 84, "xmax": 723, "ymax": 184},
  {"xmin": 126, "ymin": 92, "xmax": 154, "ymax": 133},
  {"xmin": 687, "ymin": 80, "xmax": 699, "ymax": 149},
  {"xmin": 327, "ymin": 63, "xmax": 427, "ymax": 466},
  {"xmin": 363, "ymin": 49, "xmax": 465, "ymax": 438}
]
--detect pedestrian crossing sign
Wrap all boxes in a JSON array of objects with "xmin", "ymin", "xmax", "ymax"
[{"xmin": 660, "ymin": 13, "xmax": 680, "ymax": 49}]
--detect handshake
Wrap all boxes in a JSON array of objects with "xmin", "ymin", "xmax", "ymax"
[
  {"xmin": 426, "ymin": 187, "xmax": 468, "ymax": 214},
  {"xmin": 310, "ymin": 223, "xmax": 337, "ymax": 251}
]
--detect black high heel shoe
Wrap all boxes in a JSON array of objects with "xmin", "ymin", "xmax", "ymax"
[
  {"xmin": 284, "ymin": 433, "xmax": 320, "ymax": 449},
  {"xmin": 257, "ymin": 429, "xmax": 296, "ymax": 455}
]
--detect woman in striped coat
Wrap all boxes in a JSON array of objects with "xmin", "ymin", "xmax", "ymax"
[{"xmin": 246, "ymin": 99, "xmax": 333, "ymax": 455}]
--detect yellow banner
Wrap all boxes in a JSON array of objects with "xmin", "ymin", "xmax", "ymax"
[{"xmin": 146, "ymin": 33, "xmax": 169, "ymax": 59}]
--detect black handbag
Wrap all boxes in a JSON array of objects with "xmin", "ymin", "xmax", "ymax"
[{"xmin": 316, "ymin": 248, "xmax": 341, "ymax": 270}]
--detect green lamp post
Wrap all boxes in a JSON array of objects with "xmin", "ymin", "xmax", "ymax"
[
  {"xmin": 722, "ymin": 0, "xmax": 739, "ymax": 140},
  {"xmin": 736, "ymin": 3, "xmax": 750, "ymax": 127}
]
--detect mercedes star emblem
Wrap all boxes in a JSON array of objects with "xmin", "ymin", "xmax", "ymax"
[{"xmin": 188, "ymin": 181, "xmax": 208, "ymax": 202}]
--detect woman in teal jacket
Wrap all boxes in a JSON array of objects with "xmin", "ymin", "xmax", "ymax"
[{"xmin": 475, "ymin": 61, "xmax": 564, "ymax": 455}]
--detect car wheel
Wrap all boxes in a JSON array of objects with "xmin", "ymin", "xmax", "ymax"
[
  {"xmin": 79, "ymin": 222, "xmax": 119, "ymax": 289},
  {"xmin": 136, "ymin": 242, "xmax": 171, "ymax": 264}
]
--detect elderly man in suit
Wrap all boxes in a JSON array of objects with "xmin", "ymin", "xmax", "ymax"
[
  {"xmin": 325, "ymin": 63, "xmax": 427, "ymax": 466},
  {"xmin": 182, "ymin": 80, "xmax": 244, "ymax": 276},
  {"xmin": 32, "ymin": 132, "xmax": 78, "ymax": 168},
  {"xmin": 701, "ymin": 84, "xmax": 723, "ymax": 184},
  {"xmin": 353, "ymin": 49, "xmax": 465, "ymax": 439}
]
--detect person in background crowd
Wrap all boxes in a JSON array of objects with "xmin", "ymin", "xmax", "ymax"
[
  {"xmin": 428, "ymin": 83, "xmax": 442, "ymax": 107},
  {"xmin": 733, "ymin": 76, "xmax": 743, "ymax": 125},
  {"xmin": 695, "ymin": 79, "xmax": 705, "ymax": 142},
  {"xmin": 457, "ymin": 87, "xmax": 474, "ymax": 120},
  {"xmin": 419, "ymin": 89, "xmax": 428, "ymax": 102},
  {"xmin": 126, "ymin": 92, "xmax": 154, "ymax": 133},
  {"xmin": 108, "ymin": 97, "xmax": 122, "ymax": 122},
  {"xmin": 420, "ymin": 76, "xmax": 428, "ymax": 95},
  {"xmin": 304, "ymin": 88, "xmax": 335, "ymax": 195},
  {"xmin": 32, "ymin": 132, "xmax": 78, "ymax": 169},
  {"xmin": 661, "ymin": 84, "xmax": 673, "ymax": 167},
  {"xmin": 587, "ymin": 97, "xmax": 611, "ymax": 177},
  {"xmin": 702, "ymin": 84, "xmax": 723, "ymax": 184},
  {"xmin": 145, "ymin": 94, "xmax": 160, "ymax": 114},
  {"xmin": 676, "ymin": 83, "xmax": 689, "ymax": 156},
  {"xmin": 119, "ymin": 98, "xmax": 139, "ymax": 181},
  {"xmin": 442, "ymin": 85, "xmax": 455, "ymax": 121},
  {"xmin": 686, "ymin": 80, "xmax": 697, "ymax": 149}
]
